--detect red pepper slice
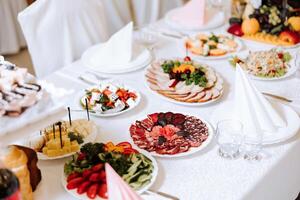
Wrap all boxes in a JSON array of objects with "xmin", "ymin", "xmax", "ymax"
[
  {"xmin": 169, "ymin": 79, "xmax": 179, "ymax": 88},
  {"xmin": 116, "ymin": 142, "xmax": 132, "ymax": 149}
]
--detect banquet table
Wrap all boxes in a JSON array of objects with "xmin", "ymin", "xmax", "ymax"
[{"xmin": 31, "ymin": 22, "xmax": 300, "ymax": 200}]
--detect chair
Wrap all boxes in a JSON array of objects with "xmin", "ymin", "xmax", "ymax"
[
  {"xmin": 18, "ymin": 0, "xmax": 109, "ymax": 77},
  {"xmin": 0, "ymin": 0, "xmax": 27, "ymax": 55},
  {"xmin": 101, "ymin": 0, "xmax": 183, "ymax": 34}
]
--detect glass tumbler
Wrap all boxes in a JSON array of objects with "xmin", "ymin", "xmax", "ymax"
[
  {"xmin": 241, "ymin": 133, "xmax": 263, "ymax": 161},
  {"xmin": 217, "ymin": 120, "xmax": 243, "ymax": 159}
]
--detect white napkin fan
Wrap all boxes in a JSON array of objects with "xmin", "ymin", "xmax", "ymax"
[
  {"xmin": 211, "ymin": 64, "xmax": 300, "ymax": 144},
  {"xmin": 93, "ymin": 22, "xmax": 133, "ymax": 65},
  {"xmin": 105, "ymin": 163, "xmax": 142, "ymax": 200},
  {"xmin": 234, "ymin": 64, "xmax": 286, "ymax": 136},
  {"xmin": 81, "ymin": 22, "xmax": 151, "ymax": 74}
]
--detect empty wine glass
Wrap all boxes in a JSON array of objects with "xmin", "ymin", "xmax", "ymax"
[
  {"xmin": 134, "ymin": 29, "xmax": 159, "ymax": 60},
  {"xmin": 216, "ymin": 120, "xmax": 243, "ymax": 159}
]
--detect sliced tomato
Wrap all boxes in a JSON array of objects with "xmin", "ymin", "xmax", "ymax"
[{"xmin": 102, "ymin": 89, "xmax": 112, "ymax": 96}]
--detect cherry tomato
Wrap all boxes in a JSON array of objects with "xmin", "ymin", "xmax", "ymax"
[
  {"xmin": 77, "ymin": 181, "xmax": 91, "ymax": 194},
  {"xmin": 87, "ymin": 183, "xmax": 99, "ymax": 199},
  {"xmin": 91, "ymin": 163, "xmax": 104, "ymax": 172},
  {"xmin": 67, "ymin": 172, "xmax": 81, "ymax": 182},
  {"xmin": 67, "ymin": 177, "xmax": 84, "ymax": 190},
  {"xmin": 98, "ymin": 183, "xmax": 108, "ymax": 199}
]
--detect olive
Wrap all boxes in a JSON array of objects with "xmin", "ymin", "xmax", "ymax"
[
  {"xmin": 176, "ymin": 130, "xmax": 189, "ymax": 137},
  {"xmin": 158, "ymin": 136, "xmax": 167, "ymax": 145},
  {"xmin": 157, "ymin": 119, "xmax": 167, "ymax": 127}
]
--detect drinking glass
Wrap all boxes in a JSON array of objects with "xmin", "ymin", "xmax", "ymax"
[
  {"xmin": 134, "ymin": 30, "xmax": 158, "ymax": 60},
  {"xmin": 241, "ymin": 133, "xmax": 263, "ymax": 161},
  {"xmin": 216, "ymin": 120, "xmax": 243, "ymax": 159}
]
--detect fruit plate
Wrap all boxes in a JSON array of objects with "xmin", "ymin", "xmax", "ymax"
[
  {"xmin": 129, "ymin": 112, "xmax": 215, "ymax": 158},
  {"xmin": 238, "ymin": 35, "xmax": 300, "ymax": 49},
  {"xmin": 81, "ymin": 43, "xmax": 152, "ymax": 74},
  {"xmin": 25, "ymin": 121, "xmax": 98, "ymax": 160},
  {"xmin": 144, "ymin": 60, "xmax": 224, "ymax": 106},
  {"xmin": 61, "ymin": 149, "xmax": 158, "ymax": 199},
  {"xmin": 179, "ymin": 34, "xmax": 243, "ymax": 60},
  {"xmin": 76, "ymin": 81, "xmax": 141, "ymax": 117},
  {"xmin": 234, "ymin": 50, "xmax": 298, "ymax": 81}
]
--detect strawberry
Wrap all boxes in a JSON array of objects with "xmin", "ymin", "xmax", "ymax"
[
  {"xmin": 77, "ymin": 181, "xmax": 91, "ymax": 194},
  {"xmin": 66, "ymin": 177, "xmax": 84, "ymax": 190},
  {"xmin": 87, "ymin": 183, "xmax": 99, "ymax": 199}
]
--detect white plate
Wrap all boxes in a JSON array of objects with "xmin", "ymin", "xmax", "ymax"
[
  {"xmin": 27, "ymin": 121, "xmax": 98, "ymax": 160},
  {"xmin": 129, "ymin": 114, "xmax": 215, "ymax": 158},
  {"xmin": 180, "ymin": 34, "xmax": 243, "ymax": 60},
  {"xmin": 210, "ymin": 101, "xmax": 300, "ymax": 144},
  {"xmin": 81, "ymin": 43, "xmax": 152, "ymax": 74},
  {"xmin": 164, "ymin": 8, "xmax": 225, "ymax": 31},
  {"xmin": 144, "ymin": 64, "xmax": 224, "ymax": 106},
  {"xmin": 61, "ymin": 149, "xmax": 158, "ymax": 200},
  {"xmin": 78, "ymin": 81, "xmax": 141, "ymax": 117},
  {"xmin": 236, "ymin": 51, "xmax": 297, "ymax": 81}
]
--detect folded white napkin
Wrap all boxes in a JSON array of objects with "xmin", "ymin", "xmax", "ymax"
[
  {"xmin": 105, "ymin": 163, "xmax": 142, "ymax": 200},
  {"xmin": 91, "ymin": 22, "xmax": 133, "ymax": 66},
  {"xmin": 234, "ymin": 64, "xmax": 286, "ymax": 136},
  {"xmin": 171, "ymin": 0, "xmax": 205, "ymax": 27}
]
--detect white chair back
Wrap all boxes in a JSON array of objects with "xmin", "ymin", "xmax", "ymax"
[
  {"xmin": 18, "ymin": 0, "xmax": 109, "ymax": 78},
  {"xmin": 102, "ymin": 0, "xmax": 183, "ymax": 34},
  {"xmin": 0, "ymin": 0, "xmax": 27, "ymax": 55}
]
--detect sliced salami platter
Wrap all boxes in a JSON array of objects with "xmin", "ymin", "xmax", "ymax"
[{"xmin": 129, "ymin": 112, "xmax": 214, "ymax": 157}]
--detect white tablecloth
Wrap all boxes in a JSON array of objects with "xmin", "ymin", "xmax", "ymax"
[
  {"xmin": 0, "ymin": 0, "xmax": 27, "ymax": 55},
  {"xmin": 32, "ymin": 22, "xmax": 300, "ymax": 200}
]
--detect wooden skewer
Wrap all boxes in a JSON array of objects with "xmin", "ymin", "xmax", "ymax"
[
  {"xmin": 52, "ymin": 124, "xmax": 55, "ymax": 139},
  {"xmin": 67, "ymin": 107, "xmax": 72, "ymax": 126},
  {"xmin": 85, "ymin": 98, "xmax": 90, "ymax": 121},
  {"xmin": 57, "ymin": 122, "xmax": 63, "ymax": 148}
]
